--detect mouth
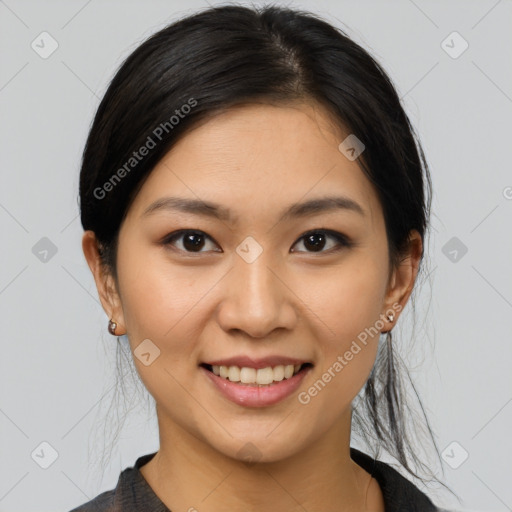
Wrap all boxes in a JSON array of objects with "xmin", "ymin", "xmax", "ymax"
[{"xmin": 200, "ymin": 362, "xmax": 314, "ymax": 387}]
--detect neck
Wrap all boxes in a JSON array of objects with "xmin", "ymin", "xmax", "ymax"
[{"xmin": 140, "ymin": 408, "xmax": 384, "ymax": 512}]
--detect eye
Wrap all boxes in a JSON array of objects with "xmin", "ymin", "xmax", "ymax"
[
  {"xmin": 162, "ymin": 230, "xmax": 220, "ymax": 253},
  {"xmin": 162, "ymin": 229, "xmax": 352, "ymax": 254},
  {"xmin": 291, "ymin": 229, "xmax": 352, "ymax": 254}
]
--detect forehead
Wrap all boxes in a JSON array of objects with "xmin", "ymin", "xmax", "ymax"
[{"xmin": 125, "ymin": 102, "xmax": 382, "ymax": 227}]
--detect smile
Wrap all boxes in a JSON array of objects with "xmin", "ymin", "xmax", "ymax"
[
  {"xmin": 202, "ymin": 363, "xmax": 312, "ymax": 386},
  {"xmin": 199, "ymin": 362, "xmax": 314, "ymax": 407}
]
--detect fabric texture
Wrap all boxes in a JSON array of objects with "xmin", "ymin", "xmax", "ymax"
[{"xmin": 69, "ymin": 447, "xmax": 447, "ymax": 511}]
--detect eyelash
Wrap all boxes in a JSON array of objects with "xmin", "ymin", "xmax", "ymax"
[{"xmin": 161, "ymin": 229, "xmax": 352, "ymax": 255}]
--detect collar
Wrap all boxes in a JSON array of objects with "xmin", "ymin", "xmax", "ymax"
[{"xmin": 349, "ymin": 447, "xmax": 438, "ymax": 511}]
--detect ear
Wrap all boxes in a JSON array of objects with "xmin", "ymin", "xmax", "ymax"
[
  {"xmin": 82, "ymin": 230, "xmax": 126, "ymax": 335},
  {"xmin": 381, "ymin": 229, "xmax": 423, "ymax": 331}
]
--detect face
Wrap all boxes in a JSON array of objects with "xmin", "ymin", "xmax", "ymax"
[{"xmin": 84, "ymin": 102, "xmax": 419, "ymax": 463}]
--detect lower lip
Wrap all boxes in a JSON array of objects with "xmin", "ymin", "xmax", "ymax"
[{"xmin": 200, "ymin": 365, "xmax": 312, "ymax": 408}]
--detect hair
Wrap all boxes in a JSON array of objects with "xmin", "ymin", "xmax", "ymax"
[{"xmin": 79, "ymin": 2, "xmax": 455, "ymax": 500}]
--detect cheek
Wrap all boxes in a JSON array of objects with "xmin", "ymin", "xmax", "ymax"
[
  {"xmin": 316, "ymin": 254, "xmax": 388, "ymax": 339},
  {"xmin": 116, "ymin": 244, "xmax": 211, "ymax": 341},
  {"xmin": 305, "ymin": 255, "xmax": 387, "ymax": 399},
  {"xmin": 115, "ymin": 247, "xmax": 209, "ymax": 405}
]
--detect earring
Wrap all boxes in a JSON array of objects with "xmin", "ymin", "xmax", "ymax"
[
  {"xmin": 108, "ymin": 319, "xmax": 117, "ymax": 336},
  {"xmin": 386, "ymin": 312, "xmax": 395, "ymax": 323}
]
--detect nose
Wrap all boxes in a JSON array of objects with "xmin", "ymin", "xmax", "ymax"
[{"xmin": 216, "ymin": 251, "xmax": 296, "ymax": 339}]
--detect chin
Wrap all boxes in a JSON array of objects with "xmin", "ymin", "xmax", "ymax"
[{"xmin": 206, "ymin": 429, "xmax": 308, "ymax": 466}]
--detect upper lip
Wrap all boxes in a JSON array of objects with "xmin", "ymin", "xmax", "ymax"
[{"xmin": 202, "ymin": 355, "xmax": 311, "ymax": 369}]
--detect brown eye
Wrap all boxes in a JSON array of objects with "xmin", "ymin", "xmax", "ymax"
[
  {"xmin": 291, "ymin": 230, "xmax": 351, "ymax": 254},
  {"xmin": 162, "ymin": 230, "xmax": 220, "ymax": 253},
  {"xmin": 162, "ymin": 229, "xmax": 351, "ymax": 255}
]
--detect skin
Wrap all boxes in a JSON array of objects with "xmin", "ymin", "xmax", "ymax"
[{"xmin": 83, "ymin": 101, "xmax": 422, "ymax": 512}]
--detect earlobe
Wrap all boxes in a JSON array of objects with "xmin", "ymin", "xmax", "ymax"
[
  {"xmin": 379, "ymin": 309, "xmax": 396, "ymax": 334},
  {"xmin": 82, "ymin": 230, "xmax": 126, "ymax": 336}
]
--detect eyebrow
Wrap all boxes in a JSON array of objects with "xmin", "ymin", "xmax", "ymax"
[{"xmin": 141, "ymin": 195, "xmax": 365, "ymax": 223}]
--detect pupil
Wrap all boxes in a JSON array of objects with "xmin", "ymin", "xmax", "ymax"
[
  {"xmin": 304, "ymin": 233, "xmax": 325, "ymax": 252},
  {"xmin": 184, "ymin": 233, "xmax": 204, "ymax": 251}
]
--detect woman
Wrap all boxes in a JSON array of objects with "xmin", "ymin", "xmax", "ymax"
[{"xmin": 72, "ymin": 4, "xmax": 454, "ymax": 511}]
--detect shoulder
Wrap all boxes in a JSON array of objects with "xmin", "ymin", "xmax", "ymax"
[
  {"xmin": 68, "ymin": 488, "xmax": 115, "ymax": 512},
  {"xmin": 67, "ymin": 452, "xmax": 162, "ymax": 512},
  {"xmin": 350, "ymin": 447, "xmax": 446, "ymax": 512}
]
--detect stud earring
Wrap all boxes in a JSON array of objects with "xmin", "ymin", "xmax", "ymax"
[
  {"xmin": 386, "ymin": 312, "xmax": 395, "ymax": 322},
  {"xmin": 108, "ymin": 319, "xmax": 117, "ymax": 336}
]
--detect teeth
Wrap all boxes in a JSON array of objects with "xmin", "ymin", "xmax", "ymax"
[
  {"xmin": 211, "ymin": 364, "xmax": 303, "ymax": 385},
  {"xmin": 228, "ymin": 366, "xmax": 240, "ymax": 382}
]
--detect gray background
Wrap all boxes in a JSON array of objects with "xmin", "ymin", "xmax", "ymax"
[{"xmin": 1, "ymin": 0, "xmax": 511, "ymax": 511}]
